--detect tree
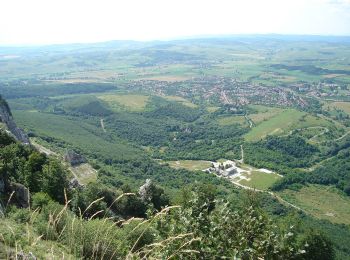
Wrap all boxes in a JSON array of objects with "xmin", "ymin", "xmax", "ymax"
[
  {"xmin": 42, "ymin": 160, "xmax": 68, "ymax": 203},
  {"xmin": 25, "ymin": 152, "xmax": 47, "ymax": 192},
  {"xmin": 301, "ymin": 231, "xmax": 335, "ymax": 260}
]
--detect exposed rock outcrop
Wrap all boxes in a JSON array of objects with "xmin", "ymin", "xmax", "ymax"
[
  {"xmin": 14, "ymin": 251, "xmax": 37, "ymax": 260},
  {"xmin": 64, "ymin": 150, "xmax": 86, "ymax": 166},
  {"xmin": 138, "ymin": 179, "xmax": 153, "ymax": 203},
  {"xmin": 0, "ymin": 177, "xmax": 5, "ymax": 193},
  {"xmin": 10, "ymin": 182, "xmax": 30, "ymax": 208},
  {"xmin": 0, "ymin": 95, "xmax": 30, "ymax": 145},
  {"xmin": 69, "ymin": 177, "xmax": 84, "ymax": 189}
]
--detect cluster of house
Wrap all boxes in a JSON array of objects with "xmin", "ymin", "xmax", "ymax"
[
  {"xmin": 128, "ymin": 76, "xmax": 309, "ymax": 108},
  {"xmin": 204, "ymin": 160, "xmax": 245, "ymax": 178}
]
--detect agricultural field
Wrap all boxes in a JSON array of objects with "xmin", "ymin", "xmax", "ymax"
[
  {"xmin": 161, "ymin": 95, "xmax": 198, "ymax": 108},
  {"xmin": 327, "ymin": 101, "xmax": 350, "ymax": 115},
  {"xmin": 217, "ymin": 115, "xmax": 247, "ymax": 126},
  {"xmin": 165, "ymin": 160, "xmax": 212, "ymax": 171},
  {"xmin": 244, "ymin": 109, "xmax": 341, "ymax": 142},
  {"xmin": 279, "ymin": 185, "xmax": 350, "ymax": 225},
  {"xmin": 97, "ymin": 94, "xmax": 150, "ymax": 112},
  {"xmin": 247, "ymin": 105, "xmax": 285, "ymax": 124},
  {"xmin": 244, "ymin": 109, "xmax": 306, "ymax": 141}
]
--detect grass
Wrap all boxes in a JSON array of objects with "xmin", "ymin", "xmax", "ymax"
[
  {"xmin": 328, "ymin": 101, "xmax": 350, "ymax": 115},
  {"xmin": 244, "ymin": 109, "xmax": 306, "ymax": 141},
  {"xmin": 97, "ymin": 94, "xmax": 149, "ymax": 112},
  {"xmin": 244, "ymin": 109, "xmax": 336, "ymax": 141},
  {"xmin": 162, "ymin": 95, "xmax": 198, "ymax": 108},
  {"xmin": 238, "ymin": 171, "xmax": 282, "ymax": 190},
  {"xmin": 217, "ymin": 115, "xmax": 247, "ymax": 126},
  {"xmin": 0, "ymin": 219, "xmax": 74, "ymax": 259},
  {"xmin": 12, "ymin": 110, "xmax": 140, "ymax": 161},
  {"xmin": 139, "ymin": 75, "xmax": 191, "ymax": 82},
  {"xmin": 69, "ymin": 163, "xmax": 98, "ymax": 185},
  {"xmin": 166, "ymin": 160, "xmax": 212, "ymax": 171},
  {"xmin": 279, "ymin": 185, "xmax": 350, "ymax": 225},
  {"xmin": 206, "ymin": 106, "xmax": 220, "ymax": 113},
  {"xmin": 247, "ymin": 105, "xmax": 285, "ymax": 124}
]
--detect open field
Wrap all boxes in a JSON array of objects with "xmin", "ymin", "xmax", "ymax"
[
  {"xmin": 279, "ymin": 185, "xmax": 350, "ymax": 225},
  {"xmin": 328, "ymin": 101, "xmax": 350, "ymax": 115},
  {"xmin": 206, "ymin": 106, "xmax": 220, "ymax": 113},
  {"xmin": 247, "ymin": 105, "xmax": 285, "ymax": 124},
  {"xmin": 238, "ymin": 171, "xmax": 282, "ymax": 190},
  {"xmin": 139, "ymin": 75, "xmax": 192, "ymax": 82},
  {"xmin": 162, "ymin": 95, "xmax": 198, "ymax": 108},
  {"xmin": 97, "ymin": 94, "xmax": 149, "ymax": 111},
  {"xmin": 244, "ymin": 109, "xmax": 306, "ymax": 141},
  {"xmin": 217, "ymin": 115, "xmax": 247, "ymax": 126},
  {"xmin": 166, "ymin": 160, "xmax": 212, "ymax": 171},
  {"xmin": 244, "ymin": 109, "xmax": 337, "ymax": 141},
  {"xmin": 69, "ymin": 163, "xmax": 98, "ymax": 185}
]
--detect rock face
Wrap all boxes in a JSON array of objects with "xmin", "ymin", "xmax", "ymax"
[
  {"xmin": 15, "ymin": 251, "xmax": 37, "ymax": 260},
  {"xmin": 0, "ymin": 96, "xmax": 30, "ymax": 145},
  {"xmin": 64, "ymin": 150, "xmax": 86, "ymax": 166},
  {"xmin": 10, "ymin": 183, "xmax": 30, "ymax": 208},
  {"xmin": 68, "ymin": 178, "xmax": 84, "ymax": 189},
  {"xmin": 0, "ymin": 178, "xmax": 5, "ymax": 193},
  {"xmin": 138, "ymin": 179, "xmax": 153, "ymax": 202}
]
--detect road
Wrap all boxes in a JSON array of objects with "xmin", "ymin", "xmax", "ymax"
[
  {"xmin": 228, "ymin": 178, "xmax": 305, "ymax": 213},
  {"xmin": 238, "ymin": 144, "xmax": 244, "ymax": 164},
  {"xmin": 100, "ymin": 118, "xmax": 106, "ymax": 132},
  {"xmin": 334, "ymin": 130, "xmax": 350, "ymax": 141}
]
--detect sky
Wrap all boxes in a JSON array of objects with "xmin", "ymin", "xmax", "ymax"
[{"xmin": 0, "ymin": 0, "xmax": 350, "ymax": 45}]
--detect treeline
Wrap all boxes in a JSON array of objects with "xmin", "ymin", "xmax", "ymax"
[
  {"xmin": 144, "ymin": 99, "xmax": 203, "ymax": 122},
  {"xmin": 0, "ymin": 83, "xmax": 116, "ymax": 99},
  {"xmin": 272, "ymin": 148, "xmax": 350, "ymax": 195},
  {"xmin": 245, "ymin": 135, "xmax": 320, "ymax": 173}
]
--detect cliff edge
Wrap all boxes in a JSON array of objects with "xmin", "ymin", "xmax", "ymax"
[{"xmin": 0, "ymin": 95, "xmax": 30, "ymax": 145}]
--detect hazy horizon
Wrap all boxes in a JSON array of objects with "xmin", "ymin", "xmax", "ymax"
[{"xmin": 1, "ymin": 0, "xmax": 350, "ymax": 46}]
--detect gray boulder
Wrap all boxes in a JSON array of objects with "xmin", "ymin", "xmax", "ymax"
[
  {"xmin": 10, "ymin": 183, "xmax": 30, "ymax": 208},
  {"xmin": 64, "ymin": 150, "xmax": 86, "ymax": 166}
]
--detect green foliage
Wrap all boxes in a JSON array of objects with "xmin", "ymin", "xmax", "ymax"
[
  {"xmin": 272, "ymin": 148, "xmax": 350, "ymax": 195},
  {"xmin": 0, "ymin": 130, "xmax": 15, "ymax": 147},
  {"xmin": 0, "ymin": 83, "xmax": 116, "ymax": 99},
  {"xmin": 41, "ymin": 159, "xmax": 69, "ymax": 203},
  {"xmin": 133, "ymin": 192, "xmax": 307, "ymax": 259},
  {"xmin": 145, "ymin": 98, "xmax": 202, "ymax": 122},
  {"xmin": 0, "ymin": 133, "xmax": 69, "ymax": 204},
  {"xmin": 31, "ymin": 192, "xmax": 53, "ymax": 210},
  {"xmin": 2, "ymin": 38, "xmax": 350, "ymax": 259},
  {"xmin": 25, "ymin": 152, "xmax": 47, "ymax": 192},
  {"xmin": 300, "ymin": 230, "xmax": 335, "ymax": 260},
  {"xmin": 2, "ymin": 188, "xmax": 313, "ymax": 259},
  {"xmin": 245, "ymin": 135, "xmax": 319, "ymax": 173}
]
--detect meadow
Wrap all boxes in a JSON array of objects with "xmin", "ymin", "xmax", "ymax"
[
  {"xmin": 238, "ymin": 171, "xmax": 282, "ymax": 190},
  {"xmin": 279, "ymin": 185, "xmax": 350, "ymax": 225},
  {"xmin": 165, "ymin": 160, "xmax": 212, "ymax": 171},
  {"xmin": 244, "ymin": 109, "xmax": 306, "ymax": 141}
]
